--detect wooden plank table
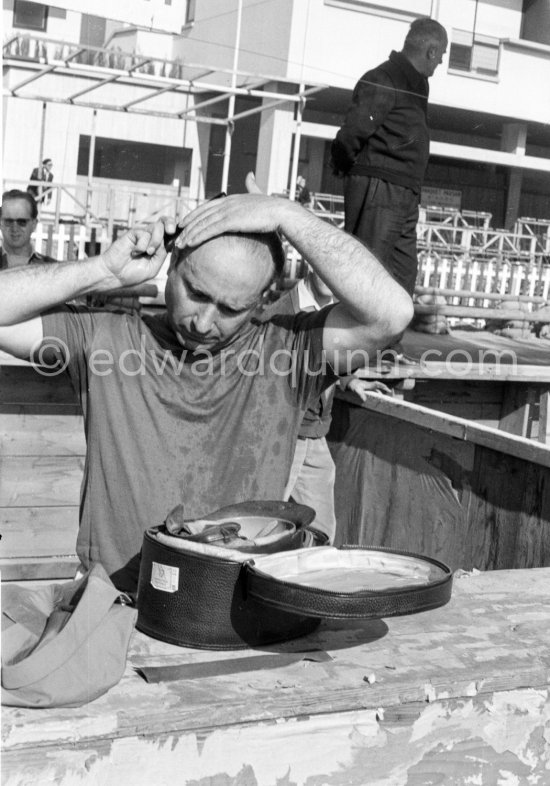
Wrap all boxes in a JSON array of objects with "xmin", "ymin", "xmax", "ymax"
[
  {"xmin": 2, "ymin": 568, "xmax": 550, "ymax": 785},
  {"xmin": 359, "ymin": 328, "xmax": 550, "ymax": 382}
]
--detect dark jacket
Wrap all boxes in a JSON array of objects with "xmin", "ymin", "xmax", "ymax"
[
  {"xmin": 331, "ymin": 51, "xmax": 430, "ymax": 193},
  {"xmin": 28, "ymin": 166, "xmax": 53, "ymax": 200}
]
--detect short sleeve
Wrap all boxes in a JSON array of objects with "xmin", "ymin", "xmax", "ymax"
[
  {"xmin": 263, "ymin": 304, "xmax": 338, "ymax": 410},
  {"xmin": 37, "ymin": 306, "xmax": 116, "ymax": 410}
]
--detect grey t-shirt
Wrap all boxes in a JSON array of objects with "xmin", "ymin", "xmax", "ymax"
[{"xmin": 40, "ymin": 306, "xmax": 335, "ymax": 590}]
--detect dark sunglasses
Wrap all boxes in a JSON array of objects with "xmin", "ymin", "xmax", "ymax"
[
  {"xmin": 163, "ymin": 191, "xmax": 226, "ymax": 253},
  {"xmin": 1, "ymin": 218, "xmax": 32, "ymax": 227}
]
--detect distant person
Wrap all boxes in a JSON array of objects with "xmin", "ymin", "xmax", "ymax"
[
  {"xmin": 27, "ymin": 158, "xmax": 54, "ymax": 205},
  {"xmin": 262, "ymin": 268, "xmax": 392, "ymax": 544},
  {"xmin": 295, "ymin": 175, "xmax": 312, "ymax": 207},
  {"xmin": 331, "ymin": 17, "xmax": 447, "ymax": 314},
  {"xmin": 0, "ymin": 190, "xmax": 56, "ymax": 269}
]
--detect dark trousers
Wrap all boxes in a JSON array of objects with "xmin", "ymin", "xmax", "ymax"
[{"xmin": 344, "ymin": 175, "xmax": 419, "ymax": 298}]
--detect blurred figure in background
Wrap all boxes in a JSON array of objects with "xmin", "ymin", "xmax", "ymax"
[
  {"xmin": 262, "ymin": 267, "xmax": 392, "ymax": 544},
  {"xmin": 295, "ymin": 175, "xmax": 312, "ymax": 207},
  {"xmin": 28, "ymin": 158, "xmax": 54, "ymax": 205}
]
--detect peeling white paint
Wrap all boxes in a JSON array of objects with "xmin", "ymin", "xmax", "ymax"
[
  {"xmin": 4, "ymin": 713, "xmax": 119, "ymax": 747},
  {"xmin": 497, "ymin": 770, "xmax": 520, "ymax": 786},
  {"xmin": 482, "ymin": 689, "xmax": 549, "ymax": 765},
  {"xmin": 4, "ymin": 689, "xmax": 550, "ymax": 786},
  {"xmin": 492, "ymin": 690, "xmax": 547, "ymax": 715},
  {"xmin": 465, "ymin": 681, "xmax": 480, "ymax": 697},
  {"xmin": 410, "ymin": 702, "xmax": 449, "ymax": 742},
  {"xmin": 6, "ymin": 710, "xmax": 390, "ymax": 786},
  {"xmin": 424, "ymin": 682, "xmax": 437, "ymax": 702}
]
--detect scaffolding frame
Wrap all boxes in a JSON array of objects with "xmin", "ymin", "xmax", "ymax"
[{"xmin": 3, "ymin": 33, "xmax": 328, "ymax": 195}]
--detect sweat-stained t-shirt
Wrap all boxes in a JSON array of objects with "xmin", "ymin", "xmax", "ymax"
[{"xmin": 39, "ymin": 306, "xmax": 336, "ymax": 590}]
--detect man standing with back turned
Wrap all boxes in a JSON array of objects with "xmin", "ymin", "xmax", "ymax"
[{"xmin": 331, "ymin": 17, "xmax": 447, "ymax": 303}]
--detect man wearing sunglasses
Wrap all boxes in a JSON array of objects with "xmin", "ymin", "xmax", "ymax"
[
  {"xmin": 0, "ymin": 173, "xmax": 412, "ymax": 591},
  {"xmin": 0, "ymin": 190, "xmax": 56, "ymax": 270}
]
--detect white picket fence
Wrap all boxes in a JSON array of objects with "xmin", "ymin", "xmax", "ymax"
[
  {"xmin": 279, "ymin": 243, "xmax": 550, "ymax": 301},
  {"xmin": 284, "ymin": 235, "xmax": 550, "ymax": 302},
  {"xmin": 417, "ymin": 252, "xmax": 550, "ymax": 304},
  {"xmin": 33, "ymin": 223, "xmax": 113, "ymax": 261}
]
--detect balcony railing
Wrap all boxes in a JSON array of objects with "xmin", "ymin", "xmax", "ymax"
[{"xmin": 3, "ymin": 33, "xmax": 187, "ymax": 80}]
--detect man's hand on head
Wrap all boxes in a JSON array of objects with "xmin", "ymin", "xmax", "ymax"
[
  {"xmin": 100, "ymin": 217, "xmax": 174, "ymax": 288},
  {"xmin": 172, "ymin": 173, "xmax": 298, "ymax": 251}
]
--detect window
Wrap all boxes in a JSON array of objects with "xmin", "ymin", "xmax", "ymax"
[
  {"xmin": 78, "ymin": 14, "xmax": 107, "ymax": 66},
  {"xmin": 470, "ymin": 34, "xmax": 500, "ymax": 75},
  {"xmin": 80, "ymin": 15, "xmax": 107, "ymax": 48},
  {"xmin": 77, "ymin": 136, "xmax": 192, "ymax": 187},
  {"xmin": 449, "ymin": 30, "xmax": 500, "ymax": 77},
  {"xmin": 13, "ymin": 0, "xmax": 48, "ymax": 31}
]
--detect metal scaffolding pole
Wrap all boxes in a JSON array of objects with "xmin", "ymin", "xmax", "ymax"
[
  {"xmin": 221, "ymin": 0, "xmax": 243, "ymax": 193},
  {"xmin": 288, "ymin": 86, "xmax": 305, "ymax": 201},
  {"xmin": 86, "ymin": 108, "xmax": 97, "ymax": 224},
  {"xmin": 38, "ymin": 100, "xmax": 46, "ymax": 168}
]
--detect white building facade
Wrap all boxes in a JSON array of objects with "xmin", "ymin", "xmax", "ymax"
[
  {"xmin": 2, "ymin": 0, "xmax": 550, "ymax": 231},
  {"xmin": 3, "ymin": 0, "xmax": 210, "ymax": 225},
  {"xmin": 178, "ymin": 0, "xmax": 550, "ymax": 229}
]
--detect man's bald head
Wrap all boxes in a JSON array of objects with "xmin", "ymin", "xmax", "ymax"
[
  {"xmin": 172, "ymin": 230, "xmax": 285, "ymax": 286},
  {"xmin": 403, "ymin": 17, "xmax": 448, "ymax": 77}
]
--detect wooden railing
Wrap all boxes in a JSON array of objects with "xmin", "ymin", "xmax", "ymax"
[{"xmin": 4, "ymin": 179, "xmax": 192, "ymax": 239}]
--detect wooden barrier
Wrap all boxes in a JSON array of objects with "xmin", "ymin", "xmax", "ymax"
[
  {"xmin": 328, "ymin": 391, "xmax": 550, "ymax": 571},
  {"xmin": 413, "ymin": 286, "xmax": 550, "ymax": 324},
  {"xmin": 3, "ymin": 360, "xmax": 550, "ymax": 580},
  {"xmin": 413, "ymin": 304, "xmax": 550, "ymax": 321},
  {"xmin": 415, "ymin": 286, "xmax": 546, "ymax": 304},
  {"xmin": 0, "ymin": 362, "xmax": 84, "ymax": 580},
  {"xmin": 3, "ymin": 325, "xmax": 550, "ymax": 580}
]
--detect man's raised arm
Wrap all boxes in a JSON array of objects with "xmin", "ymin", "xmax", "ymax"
[
  {"xmin": 0, "ymin": 221, "xmax": 171, "ymax": 358},
  {"xmin": 174, "ymin": 177, "xmax": 413, "ymax": 367}
]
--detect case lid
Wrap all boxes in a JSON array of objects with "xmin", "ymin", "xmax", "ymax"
[{"xmin": 245, "ymin": 545, "xmax": 453, "ymax": 619}]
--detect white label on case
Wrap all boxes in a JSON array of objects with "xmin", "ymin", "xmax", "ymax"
[{"xmin": 151, "ymin": 561, "xmax": 179, "ymax": 593}]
